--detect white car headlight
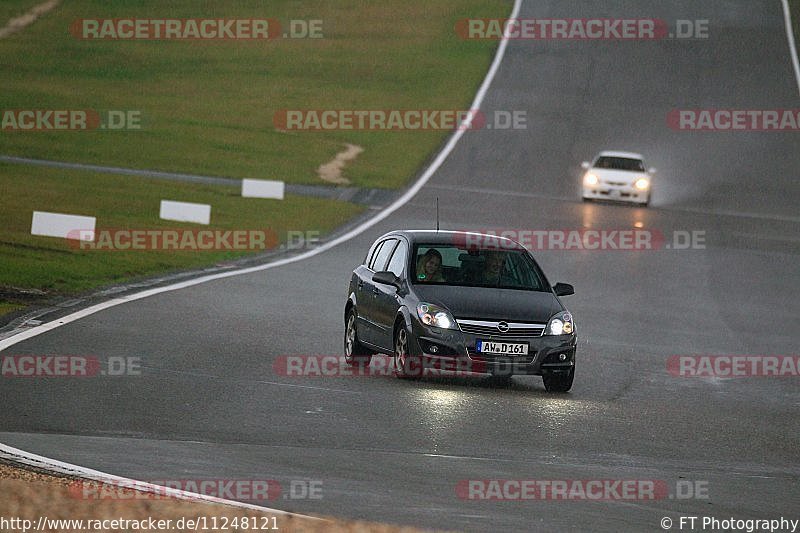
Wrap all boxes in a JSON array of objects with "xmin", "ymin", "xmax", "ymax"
[
  {"xmin": 634, "ymin": 177, "xmax": 650, "ymax": 190},
  {"xmin": 545, "ymin": 311, "xmax": 574, "ymax": 335},
  {"xmin": 417, "ymin": 303, "xmax": 457, "ymax": 330},
  {"xmin": 584, "ymin": 173, "xmax": 599, "ymax": 186}
]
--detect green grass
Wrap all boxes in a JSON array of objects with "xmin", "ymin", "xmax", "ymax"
[
  {"xmin": 0, "ymin": 0, "xmax": 509, "ymax": 315},
  {"xmin": 0, "ymin": 163, "xmax": 363, "ymax": 295},
  {"xmin": 0, "ymin": 302, "xmax": 25, "ymax": 317},
  {"xmin": 1, "ymin": 0, "xmax": 508, "ymax": 189}
]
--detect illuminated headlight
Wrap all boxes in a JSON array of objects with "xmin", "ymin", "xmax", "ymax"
[
  {"xmin": 545, "ymin": 311, "xmax": 574, "ymax": 336},
  {"xmin": 417, "ymin": 303, "xmax": 457, "ymax": 330},
  {"xmin": 634, "ymin": 177, "xmax": 650, "ymax": 190},
  {"xmin": 583, "ymin": 173, "xmax": 599, "ymax": 186}
]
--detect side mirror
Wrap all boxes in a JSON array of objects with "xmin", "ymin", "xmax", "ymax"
[
  {"xmin": 553, "ymin": 282, "xmax": 574, "ymax": 296},
  {"xmin": 373, "ymin": 271, "xmax": 401, "ymax": 289},
  {"xmin": 581, "ymin": 161, "xmax": 591, "ymax": 170},
  {"xmin": 648, "ymin": 167, "xmax": 657, "ymax": 174}
]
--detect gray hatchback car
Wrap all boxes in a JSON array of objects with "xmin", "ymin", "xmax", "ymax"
[{"xmin": 344, "ymin": 230, "xmax": 577, "ymax": 391}]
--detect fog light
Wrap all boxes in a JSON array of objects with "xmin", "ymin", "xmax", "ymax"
[
  {"xmin": 559, "ymin": 353, "xmax": 567, "ymax": 361},
  {"xmin": 429, "ymin": 345, "xmax": 438, "ymax": 354}
]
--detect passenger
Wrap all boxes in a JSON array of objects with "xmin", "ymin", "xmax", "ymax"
[{"xmin": 416, "ymin": 249, "xmax": 445, "ymax": 282}]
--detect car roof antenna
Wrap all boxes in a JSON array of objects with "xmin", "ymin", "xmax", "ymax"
[{"xmin": 435, "ymin": 197, "xmax": 440, "ymax": 232}]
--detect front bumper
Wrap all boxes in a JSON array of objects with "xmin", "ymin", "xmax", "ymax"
[
  {"xmin": 408, "ymin": 320, "xmax": 576, "ymax": 376},
  {"xmin": 583, "ymin": 184, "xmax": 648, "ymax": 204}
]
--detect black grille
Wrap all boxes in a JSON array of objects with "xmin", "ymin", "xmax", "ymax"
[{"xmin": 457, "ymin": 320, "xmax": 544, "ymax": 338}]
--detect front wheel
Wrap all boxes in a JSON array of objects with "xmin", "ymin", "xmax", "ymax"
[
  {"xmin": 393, "ymin": 324, "xmax": 414, "ymax": 379},
  {"xmin": 344, "ymin": 308, "xmax": 371, "ymax": 366},
  {"xmin": 542, "ymin": 367, "xmax": 574, "ymax": 392}
]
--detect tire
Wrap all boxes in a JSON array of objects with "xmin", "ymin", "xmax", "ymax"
[
  {"xmin": 344, "ymin": 308, "xmax": 371, "ymax": 366},
  {"xmin": 542, "ymin": 367, "xmax": 574, "ymax": 393},
  {"xmin": 393, "ymin": 323, "xmax": 414, "ymax": 379}
]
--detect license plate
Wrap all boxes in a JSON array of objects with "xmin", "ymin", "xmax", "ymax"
[{"xmin": 476, "ymin": 340, "xmax": 528, "ymax": 355}]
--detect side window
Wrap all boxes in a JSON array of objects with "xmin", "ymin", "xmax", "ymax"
[
  {"xmin": 367, "ymin": 241, "xmax": 386, "ymax": 268},
  {"xmin": 386, "ymin": 240, "xmax": 408, "ymax": 278},
  {"xmin": 413, "ymin": 246, "xmax": 454, "ymax": 283},
  {"xmin": 370, "ymin": 239, "xmax": 397, "ymax": 271}
]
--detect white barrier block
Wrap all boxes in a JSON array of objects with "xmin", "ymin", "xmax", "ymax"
[
  {"xmin": 31, "ymin": 211, "xmax": 95, "ymax": 241},
  {"xmin": 159, "ymin": 200, "xmax": 211, "ymax": 225},
  {"xmin": 242, "ymin": 179, "xmax": 285, "ymax": 199}
]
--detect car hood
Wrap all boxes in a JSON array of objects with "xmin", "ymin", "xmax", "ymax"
[
  {"xmin": 412, "ymin": 284, "xmax": 562, "ymax": 323},
  {"xmin": 592, "ymin": 168, "xmax": 646, "ymax": 185}
]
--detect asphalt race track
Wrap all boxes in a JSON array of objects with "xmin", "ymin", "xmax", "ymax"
[{"xmin": 2, "ymin": 1, "xmax": 799, "ymax": 531}]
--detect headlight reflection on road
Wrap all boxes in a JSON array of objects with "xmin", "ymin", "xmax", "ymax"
[
  {"xmin": 521, "ymin": 398, "xmax": 593, "ymax": 433},
  {"xmin": 410, "ymin": 388, "xmax": 467, "ymax": 453},
  {"xmin": 581, "ymin": 201, "xmax": 598, "ymax": 229}
]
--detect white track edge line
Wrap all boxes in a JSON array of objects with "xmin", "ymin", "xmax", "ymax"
[
  {"xmin": 0, "ymin": 0, "xmax": 523, "ymax": 518},
  {"xmin": 0, "ymin": 0, "xmax": 522, "ymax": 353},
  {"xmin": 0, "ymin": 442, "xmax": 323, "ymax": 519},
  {"xmin": 782, "ymin": 0, "xmax": 800, "ymax": 96}
]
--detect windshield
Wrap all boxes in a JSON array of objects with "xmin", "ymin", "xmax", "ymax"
[
  {"xmin": 412, "ymin": 244, "xmax": 547, "ymax": 291},
  {"xmin": 594, "ymin": 156, "xmax": 645, "ymax": 172}
]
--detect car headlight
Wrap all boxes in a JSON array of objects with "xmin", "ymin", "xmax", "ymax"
[
  {"xmin": 634, "ymin": 177, "xmax": 650, "ymax": 190},
  {"xmin": 545, "ymin": 311, "xmax": 574, "ymax": 335},
  {"xmin": 583, "ymin": 173, "xmax": 599, "ymax": 186},
  {"xmin": 417, "ymin": 303, "xmax": 457, "ymax": 330}
]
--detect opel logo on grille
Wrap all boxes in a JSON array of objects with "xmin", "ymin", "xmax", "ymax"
[{"xmin": 497, "ymin": 321, "xmax": 509, "ymax": 332}]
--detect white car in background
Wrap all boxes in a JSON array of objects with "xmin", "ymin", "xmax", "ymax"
[{"xmin": 581, "ymin": 151, "xmax": 655, "ymax": 206}]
